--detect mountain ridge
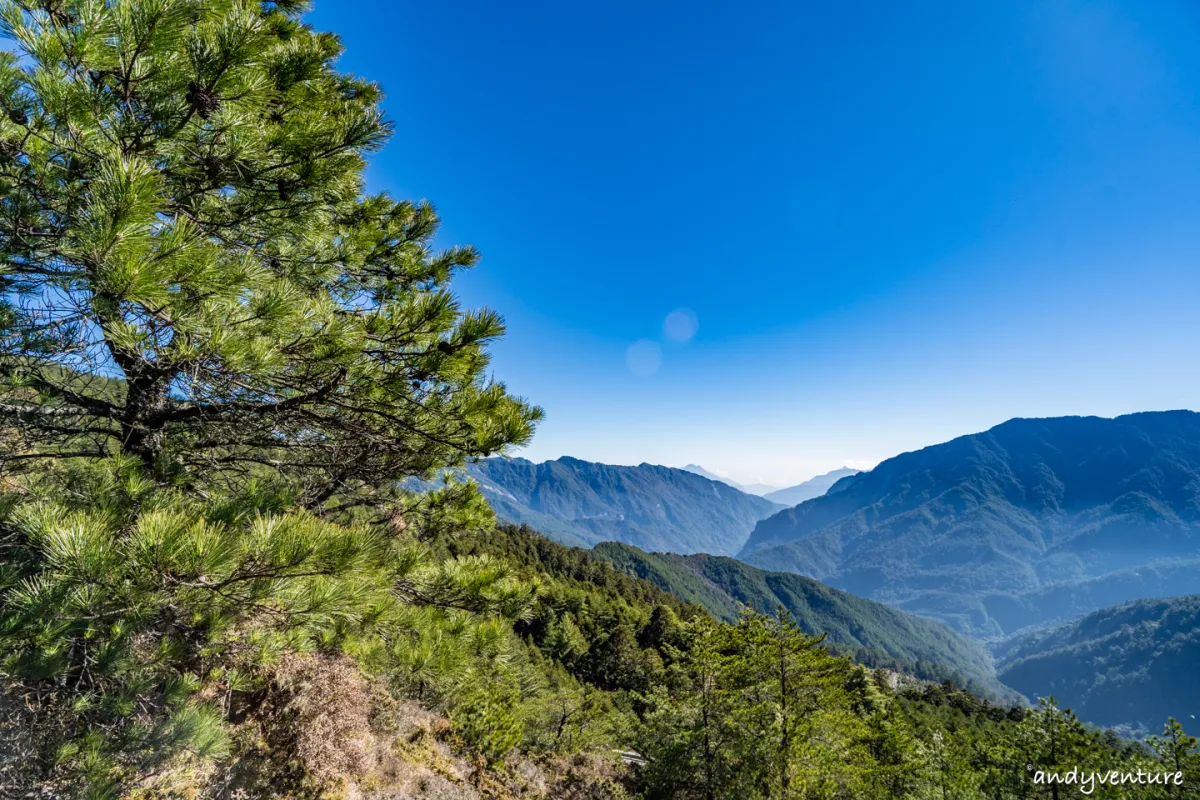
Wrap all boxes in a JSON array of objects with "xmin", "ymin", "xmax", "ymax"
[
  {"xmin": 762, "ymin": 467, "xmax": 862, "ymax": 506},
  {"xmin": 996, "ymin": 593, "xmax": 1200, "ymax": 732},
  {"xmin": 591, "ymin": 540, "xmax": 1015, "ymax": 701},
  {"xmin": 468, "ymin": 456, "xmax": 783, "ymax": 554},
  {"xmin": 738, "ymin": 411, "xmax": 1200, "ymax": 636}
]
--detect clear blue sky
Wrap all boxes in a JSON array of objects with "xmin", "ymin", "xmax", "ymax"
[{"xmin": 310, "ymin": 0, "xmax": 1200, "ymax": 486}]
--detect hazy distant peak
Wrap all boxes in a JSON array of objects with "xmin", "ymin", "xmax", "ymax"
[
  {"xmin": 678, "ymin": 464, "xmax": 782, "ymax": 496},
  {"xmin": 762, "ymin": 467, "xmax": 861, "ymax": 507},
  {"xmin": 739, "ymin": 482, "xmax": 783, "ymax": 496},
  {"xmin": 681, "ymin": 464, "xmax": 743, "ymax": 490}
]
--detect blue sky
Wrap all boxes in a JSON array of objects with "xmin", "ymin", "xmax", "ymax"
[{"xmin": 310, "ymin": 0, "xmax": 1200, "ymax": 486}]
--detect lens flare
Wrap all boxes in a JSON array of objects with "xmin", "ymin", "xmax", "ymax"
[
  {"xmin": 663, "ymin": 308, "xmax": 699, "ymax": 343},
  {"xmin": 625, "ymin": 339, "xmax": 663, "ymax": 376}
]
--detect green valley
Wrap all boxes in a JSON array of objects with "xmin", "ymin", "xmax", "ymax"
[{"xmin": 590, "ymin": 541, "xmax": 1011, "ymax": 700}]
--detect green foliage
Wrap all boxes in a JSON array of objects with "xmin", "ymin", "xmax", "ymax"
[
  {"xmin": 594, "ymin": 541, "xmax": 1011, "ymax": 701},
  {"xmin": 543, "ymin": 611, "xmax": 589, "ymax": 663},
  {"xmin": 636, "ymin": 622, "xmax": 750, "ymax": 799},
  {"xmin": 450, "ymin": 524, "xmax": 705, "ymax": 621},
  {"xmin": 3, "ymin": 463, "xmax": 1199, "ymax": 797},
  {"xmin": 637, "ymin": 610, "xmax": 868, "ymax": 800},
  {"xmin": 519, "ymin": 662, "xmax": 632, "ymax": 754},
  {"xmin": 0, "ymin": 0, "xmax": 540, "ymax": 509},
  {"xmin": 0, "ymin": 458, "xmax": 535, "ymax": 793},
  {"xmin": 1148, "ymin": 719, "xmax": 1200, "ymax": 798},
  {"xmin": 0, "ymin": 4, "xmax": 541, "ymax": 785},
  {"xmin": 451, "ymin": 679, "xmax": 523, "ymax": 766},
  {"xmin": 434, "ymin": 523, "xmax": 1200, "ymax": 800}
]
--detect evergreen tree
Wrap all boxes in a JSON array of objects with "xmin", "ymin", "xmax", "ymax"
[
  {"xmin": 732, "ymin": 608, "xmax": 856, "ymax": 799},
  {"xmin": 638, "ymin": 609, "xmax": 873, "ymax": 799},
  {"xmin": 543, "ymin": 610, "xmax": 590, "ymax": 665},
  {"xmin": 0, "ymin": 7, "xmax": 547, "ymax": 786},
  {"xmin": 862, "ymin": 701, "xmax": 923, "ymax": 799},
  {"xmin": 1000, "ymin": 697, "xmax": 1130, "ymax": 800},
  {"xmin": 0, "ymin": 0, "xmax": 540, "ymax": 509},
  {"xmin": 640, "ymin": 603, "xmax": 685, "ymax": 652},
  {"xmin": 0, "ymin": 457, "xmax": 535, "ymax": 793},
  {"xmin": 921, "ymin": 730, "xmax": 978, "ymax": 800},
  {"xmin": 1147, "ymin": 718, "xmax": 1199, "ymax": 799},
  {"xmin": 587, "ymin": 623, "xmax": 650, "ymax": 693},
  {"xmin": 637, "ymin": 619, "xmax": 749, "ymax": 800}
]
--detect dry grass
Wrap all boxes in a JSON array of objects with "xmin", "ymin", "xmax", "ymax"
[
  {"xmin": 268, "ymin": 652, "xmax": 375, "ymax": 787},
  {"xmin": 118, "ymin": 655, "xmax": 634, "ymax": 799},
  {"xmin": 0, "ymin": 685, "xmax": 45, "ymax": 797}
]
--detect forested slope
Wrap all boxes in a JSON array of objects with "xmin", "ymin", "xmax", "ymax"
[
  {"xmin": 591, "ymin": 541, "xmax": 1010, "ymax": 700},
  {"xmin": 998, "ymin": 594, "xmax": 1200, "ymax": 733}
]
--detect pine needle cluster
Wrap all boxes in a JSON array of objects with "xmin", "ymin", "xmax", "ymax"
[{"xmin": 0, "ymin": 0, "xmax": 540, "ymax": 509}]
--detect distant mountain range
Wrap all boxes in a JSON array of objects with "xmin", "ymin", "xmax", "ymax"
[
  {"xmin": 682, "ymin": 464, "xmax": 863, "ymax": 503},
  {"xmin": 466, "ymin": 415, "xmax": 1200, "ymax": 731},
  {"xmin": 738, "ymin": 411, "xmax": 1200, "ymax": 637},
  {"xmin": 467, "ymin": 457, "xmax": 782, "ymax": 554},
  {"xmin": 997, "ymin": 594, "xmax": 1200, "ymax": 733},
  {"xmin": 681, "ymin": 464, "xmax": 779, "ymax": 496},
  {"xmin": 762, "ymin": 467, "xmax": 861, "ymax": 506},
  {"xmin": 592, "ymin": 541, "xmax": 1014, "ymax": 701}
]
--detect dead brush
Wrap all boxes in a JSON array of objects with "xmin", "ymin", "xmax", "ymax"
[{"xmin": 261, "ymin": 652, "xmax": 375, "ymax": 790}]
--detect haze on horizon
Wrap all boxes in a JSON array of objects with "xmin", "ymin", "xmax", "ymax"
[{"xmin": 312, "ymin": 1, "xmax": 1200, "ymax": 488}]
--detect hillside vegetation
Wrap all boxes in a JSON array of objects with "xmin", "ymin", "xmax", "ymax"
[
  {"xmin": 740, "ymin": 412, "xmax": 1200, "ymax": 636},
  {"xmin": 0, "ymin": 2, "xmax": 1196, "ymax": 798},
  {"xmin": 998, "ymin": 594, "xmax": 1200, "ymax": 733},
  {"xmin": 592, "ymin": 542, "xmax": 1011, "ymax": 701}
]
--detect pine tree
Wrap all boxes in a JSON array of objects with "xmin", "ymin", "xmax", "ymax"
[
  {"xmin": 731, "ymin": 608, "xmax": 846, "ymax": 799},
  {"xmin": 543, "ymin": 610, "xmax": 589, "ymax": 665},
  {"xmin": 588, "ymin": 623, "xmax": 650, "ymax": 692},
  {"xmin": 862, "ymin": 701, "xmax": 923, "ymax": 799},
  {"xmin": 640, "ymin": 603, "xmax": 685, "ymax": 652},
  {"xmin": 0, "ymin": 0, "xmax": 540, "ymax": 510},
  {"xmin": 1148, "ymin": 718, "xmax": 1199, "ymax": 799},
  {"xmin": 1001, "ymin": 697, "xmax": 1125, "ymax": 800},
  {"xmin": 636, "ymin": 618, "xmax": 746, "ymax": 800},
  {"xmin": 921, "ymin": 730, "xmax": 980, "ymax": 800},
  {"xmin": 520, "ymin": 662, "xmax": 629, "ymax": 754},
  {"xmin": 0, "ymin": 457, "xmax": 536, "ymax": 793},
  {"xmin": 0, "ymin": 9, "xmax": 548, "ymax": 785}
]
